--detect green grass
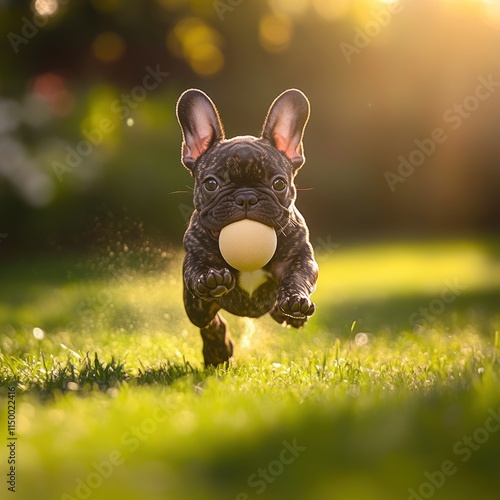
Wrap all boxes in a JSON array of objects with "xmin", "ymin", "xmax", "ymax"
[{"xmin": 1, "ymin": 240, "xmax": 500, "ymax": 500}]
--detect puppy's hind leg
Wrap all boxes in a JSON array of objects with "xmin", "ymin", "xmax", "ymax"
[
  {"xmin": 184, "ymin": 288, "xmax": 233, "ymax": 367},
  {"xmin": 201, "ymin": 313, "xmax": 233, "ymax": 367}
]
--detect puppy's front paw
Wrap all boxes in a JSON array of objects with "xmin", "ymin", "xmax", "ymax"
[
  {"xmin": 196, "ymin": 268, "xmax": 235, "ymax": 299},
  {"xmin": 279, "ymin": 293, "xmax": 316, "ymax": 321}
]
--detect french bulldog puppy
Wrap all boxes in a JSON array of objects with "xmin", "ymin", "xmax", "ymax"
[{"xmin": 176, "ymin": 88, "xmax": 318, "ymax": 366}]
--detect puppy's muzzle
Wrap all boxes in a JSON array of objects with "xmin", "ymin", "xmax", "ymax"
[{"xmin": 234, "ymin": 190, "xmax": 259, "ymax": 213}]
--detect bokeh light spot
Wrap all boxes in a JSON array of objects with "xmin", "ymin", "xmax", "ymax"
[
  {"xmin": 259, "ymin": 13, "xmax": 293, "ymax": 53},
  {"xmin": 81, "ymin": 85, "xmax": 121, "ymax": 147},
  {"xmin": 189, "ymin": 44, "xmax": 224, "ymax": 76},
  {"xmin": 33, "ymin": 0, "xmax": 58, "ymax": 16},
  {"xmin": 92, "ymin": 32, "xmax": 126, "ymax": 63},
  {"xmin": 32, "ymin": 73, "xmax": 75, "ymax": 117},
  {"xmin": 354, "ymin": 332, "xmax": 370, "ymax": 347},
  {"xmin": 167, "ymin": 17, "xmax": 224, "ymax": 76},
  {"xmin": 33, "ymin": 327, "xmax": 45, "ymax": 340}
]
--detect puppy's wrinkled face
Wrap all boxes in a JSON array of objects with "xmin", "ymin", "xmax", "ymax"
[
  {"xmin": 193, "ymin": 138, "xmax": 296, "ymax": 237},
  {"xmin": 176, "ymin": 88, "xmax": 310, "ymax": 239}
]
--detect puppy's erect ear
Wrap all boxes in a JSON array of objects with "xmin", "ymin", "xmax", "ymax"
[
  {"xmin": 261, "ymin": 89, "xmax": 310, "ymax": 171},
  {"xmin": 176, "ymin": 89, "xmax": 225, "ymax": 171}
]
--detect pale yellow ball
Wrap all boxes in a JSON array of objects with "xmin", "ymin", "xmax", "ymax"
[{"xmin": 219, "ymin": 219, "xmax": 277, "ymax": 272}]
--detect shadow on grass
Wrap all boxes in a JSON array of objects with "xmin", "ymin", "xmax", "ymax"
[
  {"xmin": 317, "ymin": 288, "xmax": 500, "ymax": 338},
  {"xmin": 0, "ymin": 352, "xmax": 212, "ymax": 399}
]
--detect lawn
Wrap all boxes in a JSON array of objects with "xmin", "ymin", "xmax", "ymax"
[{"xmin": 1, "ymin": 239, "xmax": 499, "ymax": 500}]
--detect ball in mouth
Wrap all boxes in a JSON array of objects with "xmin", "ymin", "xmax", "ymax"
[{"xmin": 218, "ymin": 219, "xmax": 277, "ymax": 272}]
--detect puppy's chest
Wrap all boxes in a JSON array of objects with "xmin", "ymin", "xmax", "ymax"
[{"xmin": 237, "ymin": 269, "xmax": 272, "ymax": 295}]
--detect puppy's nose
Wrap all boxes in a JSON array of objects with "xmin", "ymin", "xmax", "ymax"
[{"xmin": 235, "ymin": 192, "xmax": 258, "ymax": 210}]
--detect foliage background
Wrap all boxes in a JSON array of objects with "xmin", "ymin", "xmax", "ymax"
[{"xmin": 0, "ymin": 0, "xmax": 499, "ymax": 255}]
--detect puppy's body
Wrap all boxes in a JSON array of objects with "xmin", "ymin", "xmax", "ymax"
[{"xmin": 177, "ymin": 89, "xmax": 318, "ymax": 366}]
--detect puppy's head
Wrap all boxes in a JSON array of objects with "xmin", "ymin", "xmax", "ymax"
[{"xmin": 176, "ymin": 89, "xmax": 310, "ymax": 238}]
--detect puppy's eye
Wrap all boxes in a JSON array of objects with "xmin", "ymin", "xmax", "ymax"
[
  {"xmin": 272, "ymin": 178, "xmax": 286, "ymax": 191},
  {"xmin": 204, "ymin": 178, "xmax": 219, "ymax": 192}
]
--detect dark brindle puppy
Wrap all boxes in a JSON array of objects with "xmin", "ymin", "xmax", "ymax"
[{"xmin": 176, "ymin": 88, "xmax": 318, "ymax": 366}]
